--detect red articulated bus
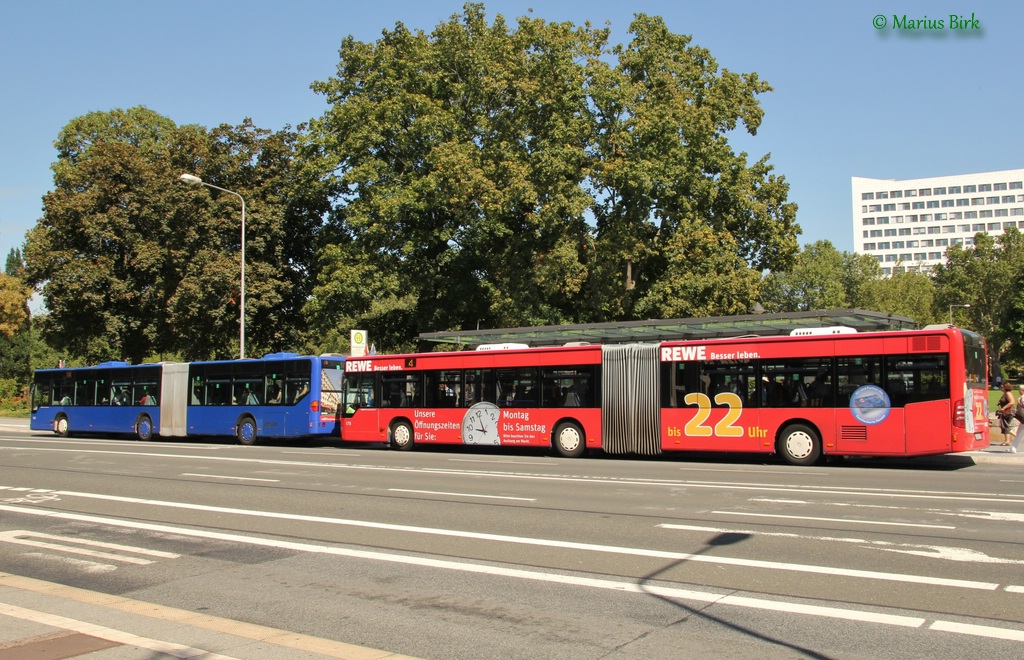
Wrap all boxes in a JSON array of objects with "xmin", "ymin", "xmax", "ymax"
[{"xmin": 340, "ymin": 326, "xmax": 989, "ymax": 464}]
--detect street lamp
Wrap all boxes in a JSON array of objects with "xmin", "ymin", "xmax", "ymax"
[
  {"xmin": 178, "ymin": 173, "xmax": 247, "ymax": 359},
  {"xmin": 949, "ymin": 303, "xmax": 970, "ymax": 326}
]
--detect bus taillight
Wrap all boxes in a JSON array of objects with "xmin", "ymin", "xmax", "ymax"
[
  {"xmin": 311, "ymin": 400, "xmax": 320, "ymax": 412},
  {"xmin": 953, "ymin": 399, "xmax": 966, "ymax": 428}
]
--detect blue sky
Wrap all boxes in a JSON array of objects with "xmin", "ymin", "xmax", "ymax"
[{"xmin": 2, "ymin": 1, "xmax": 1021, "ymax": 267}]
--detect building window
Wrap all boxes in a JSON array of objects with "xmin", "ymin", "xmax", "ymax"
[
  {"xmin": 986, "ymin": 196, "xmax": 999, "ymax": 204},
  {"xmin": 971, "ymin": 197, "xmax": 984, "ymax": 205},
  {"xmin": 870, "ymin": 229, "xmax": 883, "ymax": 237},
  {"xmin": 882, "ymin": 267, "xmax": 892, "ymax": 275},
  {"xmin": 948, "ymin": 186, "xmax": 961, "ymax": 194},
  {"xmin": 958, "ymin": 224, "xmax": 971, "ymax": 232},
  {"xmin": 912, "ymin": 202, "xmax": 925, "ymax": 210},
  {"xmin": 892, "ymin": 241, "xmax": 905, "ymax": 249},
  {"xmin": 905, "ymin": 189, "xmax": 917, "ymax": 197},
  {"xmin": 885, "ymin": 254, "xmax": 897, "ymax": 262},
  {"xmin": 884, "ymin": 229, "xmax": 897, "ymax": 237},
  {"xmin": 978, "ymin": 183, "xmax": 992, "ymax": 192},
  {"xmin": 907, "ymin": 215, "xmax": 918, "ymax": 222},
  {"xmin": 869, "ymin": 204, "xmax": 882, "ymax": 212},
  {"xmin": 910, "ymin": 227, "xmax": 924, "ymax": 235},
  {"xmin": 863, "ymin": 231, "xmax": 869, "ymax": 238},
  {"xmin": 941, "ymin": 199, "xmax": 954, "ymax": 207},
  {"xmin": 913, "ymin": 252, "xmax": 926, "ymax": 260},
  {"xmin": 1011, "ymin": 181, "xmax": 1022, "ymax": 190},
  {"xmin": 971, "ymin": 223, "xmax": 984, "ymax": 231},
  {"xmin": 934, "ymin": 213, "xmax": 947, "ymax": 221},
  {"xmin": 864, "ymin": 243, "xmax": 876, "ymax": 250},
  {"xmin": 981, "ymin": 212, "xmax": 994, "ymax": 220},
  {"xmin": 964, "ymin": 185, "xmax": 977, "ymax": 193},
  {"xmin": 994, "ymin": 182, "xmax": 1008, "ymax": 191},
  {"xmin": 900, "ymin": 253, "xmax": 913, "ymax": 261},
  {"xmin": 861, "ymin": 192, "xmax": 874, "ymax": 200},
  {"xmin": 986, "ymin": 221, "xmax": 998, "ymax": 229},
  {"xmin": 933, "ymin": 187, "xmax": 946, "ymax": 195},
  {"xmin": 927, "ymin": 226, "xmax": 940, "ymax": 234},
  {"xmin": 862, "ymin": 217, "xmax": 875, "ymax": 225},
  {"xmin": 949, "ymin": 212, "xmax": 962, "ymax": 220},
  {"xmin": 943, "ymin": 225, "xmax": 955, "ymax": 233},
  {"xmin": 907, "ymin": 240, "xmax": 919, "ymax": 248},
  {"xmin": 879, "ymin": 242, "xmax": 890, "ymax": 249},
  {"xmin": 956, "ymin": 198, "xmax": 969, "ymax": 206},
  {"xmin": 891, "ymin": 190, "xmax": 903, "ymax": 198},
  {"xmin": 926, "ymin": 200, "xmax": 939, "ymax": 208},
  {"xmin": 928, "ymin": 252, "xmax": 942, "ymax": 259},
  {"xmin": 1002, "ymin": 195, "xmax": 1015, "ymax": 203},
  {"xmin": 919, "ymin": 214, "xmax": 932, "ymax": 222},
  {"xmin": 893, "ymin": 216, "xmax": 904, "ymax": 223},
  {"xmin": 937, "ymin": 239, "xmax": 948, "ymax": 246},
  {"xmin": 899, "ymin": 203, "xmax": 911, "ymax": 210},
  {"xmin": 1003, "ymin": 220, "xmax": 1015, "ymax": 228},
  {"xmin": 922, "ymin": 239, "xmax": 934, "ymax": 247},
  {"xmin": 883, "ymin": 203, "xmax": 896, "ymax": 211},
  {"xmin": 877, "ymin": 217, "xmax": 889, "ymax": 224},
  {"xmin": 918, "ymin": 188, "xmax": 931, "ymax": 196},
  {"xmin": 952, "ymin": 238, "xmax": 963, "ymax": 245},
  {"xmin": 877, "ymin": 191, "xmax": 889, "ymax": 199},
  {"xmin": 1012, "ymin": 208, "xmax": 1024, "ymax": 216},
  {"xmin": 996, "ymin": 209, "xmax": 1008, "ymax": 218},
  {"xmin": 965, "ymin": 238, "xmax": 974, "ymax": 246}
]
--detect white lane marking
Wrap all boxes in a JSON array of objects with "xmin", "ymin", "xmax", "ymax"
[
  {"xmin": 678, "ymin": 467, "xmax": 830, "ymax": 476},
  {"xmin": 0, "ymin": 531, "xmax": 179, "ymax": 564},
  {"xmin": 659, "ymin": 524, "xmax": 1024, "ymax": 565},
  {"xmin": 0, "ymin": 504, "xmax": 928, "ymax": 629},
  {"xmin": 2, "ymin": 446, "xmax": 1022, "ymax": 504},
  {"xmin": 389, "ymin": 489, "xmax": 536, "ymax": 502},
  {"xmin": 449, "ymin": 458, "xmax": 558, "ymax": 466},
  {"xmin": 1006, "ymin": 585, "xmax": 1024, "ymax": 593},
  {"xmin": 283, "ymin": 451, "xmax": 353, "ymax": 456},
  {"xmin": 8, "ymin": 503, "xmax": 1024, "ymax": 641},
  {"xmin": 180, "ymin": 473, "xmax": 280, "ymax": 482},
  {"xmin": 22, "ymin": 552, "xmax": 117, "ymax": 573},
  {"xmin": 712, "ymin": 511, "xmax": 955, "ymax": 529},
  {"xmin": 0, "ymin": 601, "xmax": 239, "ymax": 659},
  {"xmin": 929, "ymin": 620, "xmax": 1024, "ymax": 642},
  {"xmin": 0, "ymin": 494, "xmax": 996, "ymax": 591}
]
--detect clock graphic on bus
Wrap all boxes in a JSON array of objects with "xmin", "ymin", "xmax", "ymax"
[{"xmin": 462, "ymin": 402, "xmax": 501, "ymax": 445}]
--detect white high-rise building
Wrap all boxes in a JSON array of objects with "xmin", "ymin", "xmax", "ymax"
[{"xmin": 852, "ymin": 169, "xmax": 1024, "ymax": 275}]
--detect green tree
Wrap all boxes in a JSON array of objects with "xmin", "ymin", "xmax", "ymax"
[
  {"xmin": 306, "ymin": 5, "xmax": 797, "ymax": 347},
  {"xmin": 587, "ymin": 14, "xmax": 798, "ymax": 320},
  {"xmin": 761, "ymin": 240, "xmax": 857, "ymax": 312},
  {"xmin": 0, "ymin": 274, "xmax": 29, "ymax": 340},
  {"xmin": 4, "ymin": 248, "xmax": 24, "ymax": 277},
  {"xmin": 932, "ymin": 229, "xmax": 1024, "ymax": 372},
  {"xmin": 866, "ymin": 270, "xmax": 937, "ymax": 324},
  {"xmin": 24, "ymin": 107, "xmax": 318, "ymax": 363}
]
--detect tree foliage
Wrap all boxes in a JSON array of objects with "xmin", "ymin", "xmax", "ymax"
[
  {"xmin": 932, "ymin": 229, "xmax": 1024, "ymax": 370},
  {"xmin": 23, "ymin": 107, "xmax": 320, "ymax": 363},
  {"xmin": 306, "ymin": 4, "xmax": 798, "ymax": 346}
]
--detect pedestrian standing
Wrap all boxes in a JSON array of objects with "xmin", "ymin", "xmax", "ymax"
[
  {"xmin": 1010, "ymin": 383, "xmax": 1024, "ymax": 454},
  {"xmin": 996, "ymin": 382, "xmax": 1016, "ymax": 446}
]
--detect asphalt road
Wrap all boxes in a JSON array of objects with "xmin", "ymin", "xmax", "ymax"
[{"xmin": 0, "ymin": 418, "xmax": 1022, "ymax": 659}]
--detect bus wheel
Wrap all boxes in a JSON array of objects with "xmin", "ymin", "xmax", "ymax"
[
  {"xmin": 54, "ymin": 414, "xmax": 70, "ymax": 438},
  {"xmin": 390, "ymin": 421, "xmax": 414, "ymax": 451},
  {"xmin": 236, "ymin": 416, "xmax": 257, "ymax": 446},
  {"xmin": 135, "ymin": 415, "xmax": 154, "ymax": 441},
  {"xmin": 553, "ymin": 422, "xmax": 585, "ymax": 458},
  {"xmin": 778, "ymin": 424, "xmax": 821, "ymax": 466}
]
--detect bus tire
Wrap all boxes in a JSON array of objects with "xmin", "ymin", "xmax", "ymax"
[
  {"xmin": 236, "ymin": 416, "xmax": 258, "ymax": 446},
  {"xmin": 54, "ymin": 414, "xmax": 70, "ymax": 438},
  {"xmin": 553, "ymin": 421, "xmax": 586, "ymax": 458},
  {"xmin": 135, "ymin": 414, "xmax": 154, "ymax": 441},
  {"xmin": 778, "ymin": 423, "xmax": 821, "ymax": 466},
  {"xmin": 390, "ymin": 420, "xmax": 414, "ymax": 451}
]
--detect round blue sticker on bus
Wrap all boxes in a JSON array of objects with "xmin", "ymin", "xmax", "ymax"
[{"xmin": 849, "ymin": 384, "xmax": 891, "ymax": 425}]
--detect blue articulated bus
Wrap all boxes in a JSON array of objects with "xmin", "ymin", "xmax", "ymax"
[{"xmin": 30, "ymin": 353, "xmax": 345, "ymax": 444}]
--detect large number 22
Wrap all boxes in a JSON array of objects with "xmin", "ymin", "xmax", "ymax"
[{"xmin": 682, "ymin": 392, "xmax": 745, "ymax": 437}]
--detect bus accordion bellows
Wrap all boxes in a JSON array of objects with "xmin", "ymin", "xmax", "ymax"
[
  {"xmin": 339, "ymin": 326, "xmax": 989, "ymax": 464},
  {"xmin": 30, "ymin": 353, "xmax": 346, "ymax": 444}
]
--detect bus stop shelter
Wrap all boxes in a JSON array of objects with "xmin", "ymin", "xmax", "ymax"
[{"xmin": 418, "ymin": 309, "xmax": 918, "ymax": 349}]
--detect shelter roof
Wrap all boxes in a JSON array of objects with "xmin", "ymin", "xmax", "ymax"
[{"xmin": 418, "ymin": 309, "xmax": 918, "ymax": 348}]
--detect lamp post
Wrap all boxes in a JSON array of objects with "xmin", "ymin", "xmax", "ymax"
[
  {"xmin": 949, "ymin": 303, "xmax": 970, "ymax": 326},
  {"xmin": 178, "ymin": 174, "xmax": 246, "ymax": 359}
]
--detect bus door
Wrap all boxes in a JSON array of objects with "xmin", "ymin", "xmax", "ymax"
[{"xmin": 341, "ymin": 372, "xmax": 382, "ymax": 442}]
